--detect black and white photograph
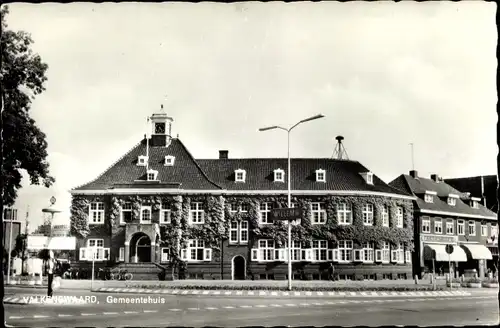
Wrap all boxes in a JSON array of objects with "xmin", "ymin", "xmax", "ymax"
[{"xmin": 2, "ymin": 1, "xmax": 498, "ymax": 327}]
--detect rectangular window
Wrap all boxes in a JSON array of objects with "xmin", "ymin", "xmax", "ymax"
[
  {"xmin": 230, "ymin": 203, "xmax": 238, "ymax": 213},
  {"xmin": 188, "ymin": 239, "xmax": 205, "ymax": 261},
  {"xmin": 89, "ymin": 202, "xmax": 105, "ymax": 224},
  {"xmin": 396, "ymin": 207, "xmax": 404, "ymax": 228},
  {"xmin": 434, "ymin": 219, "xmax": 442, "ymax": 234},
  {"xmin": 289, "ymin": 240, "xmax": 302, "ymax": 261},
  {"xmin": 240, "ymin": 220, "xmax": 248, "ymax": 243},
  {"xmin": 312, "ymin": 240, "xmax": 328, "ymax": 261},
  {"xmin": 259, "ymin": 202, "xmax": 271, "ymax": 224},
  {"xmin": 491, "ymin": 225, "xmax": 498, "ymax": 238},
  {"xmin": 140, "ymin": 206, "xmax": 152, "ymax": 224},
  {"xmin": 468, "ymin": 221, "xmax": 476, "ymax": 236},
  {"xmin": 425, "ymin": 194, "xmax": 433, "ymax": 203},
  {"xmin": 240, "ymin": 203, "xmax": 249, "ymax": 213},
  {"xmin": 382, "ymin": 205, "xmax": 389, "ymax": 227},
  {"xmin": 229, "ymin": 221, "xmax": 238, "ymax": 243},
  {"xmin": 290, "ymin": 202, "xmax": 301, "ymax": 225},
  {"xmin": 189, "ymin": 202, "xmax": 204, "ymax": 224},
  {"xmin": 362, "ymin": 204, "xmax": 374, "ymax": 226},
  {"xmin": 258, "ymin": 239, "xmax": 275, "ymax": 261},
  {"xmin": 311, "ymin": 202, "xmax": 327, "ymax": 224},
  {"xmin": 87, "ymin": 239, "xmax": 105, "ymax": 260},
  {"xmin": 422, "ymin": 217, "xmax": 430, "ymax": 233},
  {"xmin": 119, "ymin": 247, "xmax": 124, "ymax": 262},
  {"xmin": 120, "ymin": 203, "xmax": 132, "ymax": 225},
  {"xmin": 381, "ymin": 241, "xmax": 390, "ymax": 263},
  {"xmin": 362, "ymin": 242, "xmax": 374, "ymax": 262},
  {"xmin": 337, "ymin": 203, "xmax": 353, "ymax": 225},
  {"xmin": 160, "ymin": 203, "xmax": 171, "ymax": 224},
  {"xmin": 391, "ymin": 243, "xmax": 404, "ymax": 263},
  {"xmin": 481, "ymin": 225, "xmax": 488, "ymax": 237},
  {"xmin": 87, "ymin": 239, "xmax": 104, "ymax": 248},
  {"xmin": 458, "ymin": 220, "xmax": 465, "ymax": 235},
  {"xmin": 337, "ymin": 240, "xmax": 353, "ymax": 263},
  {"xmin": 446, "ymin": 220, "xmax": 454, "ymax": 235},
  {"xmin": 447, "ymin": 197, "xmax": 456, "ymax": 206},
  {"xmin": 161, "ymin": 248, "xmax": 169, "ymax": 262}
]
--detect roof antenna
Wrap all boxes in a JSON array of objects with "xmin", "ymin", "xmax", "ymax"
[{"xmin": 333, "ymin": 136, "xmax": 349, "ymax": 160}]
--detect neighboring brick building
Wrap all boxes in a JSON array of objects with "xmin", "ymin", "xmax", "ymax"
[
  {"xmin": 69, "ymin": 109, "xmax": 416, "ymax": 281},
  {"xmin": 390, "ymin": 171, "xmax": 497, "ymax": 279}
]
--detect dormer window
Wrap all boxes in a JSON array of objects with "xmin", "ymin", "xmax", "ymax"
[
  {"xmin": 137, "ymin": 155, "xmax": 148, "ymax": 166},
  {"xmin": 447, "ymin": 194, "xmax": 458, "ymax": 206},
  {"xmin": 424, "ymin": 190, "xmax": 436, "ymax": 203},
  {"xmin": 164, "ymin": 155, "xmax": 175, "ymax": 166},
  {"xmin": 147, "ymin": 169, "xmax": 158, "ymax": 181},
  {"xmin": 471, "ymin": 197, "xmax": 480, "ymax": 209},
  {"xmin": 235, "ymin": 169, "xmax": 246, "ymax": 182},
  {"xmin": 274, "ymin": 169, "xmax": 285, "ymax": 182},
  {"xmin": 360, "ymin": 172, "xmax": 374, "ymax": 185},
  {"xmin": 316, "ymin": 169, "xmax": 326, "ymax": 182}
]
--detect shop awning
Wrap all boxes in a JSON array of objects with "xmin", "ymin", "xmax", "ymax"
[
  {"xmin": 424, "ymin": 244, "xmax": 467, "ymax": 262},
  {"xmin": 460, "ymin": 244, "xmax": 493, "ymax": 260}
]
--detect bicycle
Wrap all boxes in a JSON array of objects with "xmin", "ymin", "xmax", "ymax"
[
  {"xmin": 111, "ymin": 268, "xmax": 133, "ymax": 281},
  {"xmin": 98, "ymin": 267, "xmax": 112, "ymax": 280}
]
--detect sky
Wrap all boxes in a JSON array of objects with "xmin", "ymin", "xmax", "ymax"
[{"xmin": 4, "ymin": 1, "xmax": 497, "ymax": 231}]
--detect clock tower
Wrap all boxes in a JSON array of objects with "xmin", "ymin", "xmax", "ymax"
[{"xmin": 149, "ymin": 105, "xmax": 173, "ymax": 147}]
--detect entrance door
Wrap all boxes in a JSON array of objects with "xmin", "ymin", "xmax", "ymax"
[
  {"xmin": 233, "ymin": 256, "xmax": 246, "ymax": 280},
  {"xmin": 131, "ymin": 234, "xmax": 151, "ymax": 263}
]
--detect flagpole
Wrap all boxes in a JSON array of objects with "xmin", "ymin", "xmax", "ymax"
[{"xmin": 146, "ymin": 116, "xmax": 150, "ymax": 171}]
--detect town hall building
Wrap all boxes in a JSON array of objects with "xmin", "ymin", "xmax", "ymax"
[{"xmin": 69, "ymin": 108, "xmax": 416, "ymax": 281}]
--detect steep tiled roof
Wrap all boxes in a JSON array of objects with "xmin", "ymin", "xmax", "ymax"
[
  {"xmin": 196, "ymin": 158, "xmax": 411, "ymax": 195},
  {"xmin": 389, "ymin": 174, "xmax": 496, "ymax": 219},
  {"xmin": 445, "ymin": 175, "xmax": 498, "ymax": 212},
  {"xmin": 72, "ymin": 138, "xmax": 222, "ymax": 191}
]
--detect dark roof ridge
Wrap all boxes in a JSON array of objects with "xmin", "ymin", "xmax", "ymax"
[
  {"xmin": 71, "ymin": 140, "xmax": 143, "ymax": 191},
  {"xmin": 196, "ymin": 157, "xmax": 362, "ymax": 163},
  {"xmin": 176, "ymin": 139, "xmax": 224, "ymax": 190}
]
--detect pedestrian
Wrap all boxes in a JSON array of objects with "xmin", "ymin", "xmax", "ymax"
[
  {"xmin": 328, "ymin": 263, "xmax": 335, "ymax": 281},
  {"xmin": 47, "ymin": 250, "xmax": 56, "ymax": 297}
]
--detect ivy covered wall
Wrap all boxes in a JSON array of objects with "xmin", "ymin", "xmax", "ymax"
[{"xmin": 70, "ymin": 193, "xmax": 414, "ymax": 262}]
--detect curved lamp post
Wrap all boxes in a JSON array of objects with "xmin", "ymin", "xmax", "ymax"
[{"xmin": 259, "ymin": 114, "xmax": 325, "ymax": 291}]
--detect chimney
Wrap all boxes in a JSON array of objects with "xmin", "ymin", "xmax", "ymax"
[
  {"xmin": 431, "ymin": 174, "xmax": 439, "ymax": 182},
  {"xmin": 409, "ymin": 170, "xmax": 418, "ymax": 179},
  {"xmin": 219, "ymin": 150, "xmax": 228, "ymax": 159}
]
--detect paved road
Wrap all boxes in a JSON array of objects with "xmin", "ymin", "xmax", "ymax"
[{"xmin": 5, "ymin": 288, "xmax": 498, "ymax": 327}]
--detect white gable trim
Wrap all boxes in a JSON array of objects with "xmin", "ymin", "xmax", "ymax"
[
  {"xmin": 424, "ymin": 190, "xmax": 437, "ymax": 195},
  {"xmin": 448, "ymin": 194, "xmax": 460, "ymax": 199},
  {"xmin": 69, "ymin": 188, "xmax": 416, "ymax": 200}
]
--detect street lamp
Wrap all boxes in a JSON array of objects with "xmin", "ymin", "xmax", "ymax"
[{"xmin": 259, "ymin": 114, "xmax": 325, "ymax": 291}]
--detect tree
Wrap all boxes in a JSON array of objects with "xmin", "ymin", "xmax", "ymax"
[{"xmin": 1, "ymin": 5, "xmax": 55, "ymax": 207}]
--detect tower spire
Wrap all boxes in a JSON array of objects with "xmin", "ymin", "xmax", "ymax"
[{"xmin": 332, "ymin": 135, "xmax": 349, "ymax": 160}]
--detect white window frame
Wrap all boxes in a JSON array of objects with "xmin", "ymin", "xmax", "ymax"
[
  {"xmin": 468, "ymin": 221, "xmax": 476, "ymax": 236},
  {"xmin": 286, "ymin": 240, "xmax": 302, "ymax": 262},
  {"xmin": 189, "ymin": 202, "xmax": 205, "ymax": 224},
  {"xmin": 240, "ymin": 203, "xmax": 249, "ymax": 213},
  {"xmin": 120, "ymin": 202, "xmax": 132, "ymax": 225},
  {"xmin": 491, "ymin": 225, "xmax": 498, "ymax": 238},
  {"xmin": 457, "ymin": 220, "xmax": 465, "ymax": 235},
  {"xmin": 235, "ymin": 169, "xmax": 246, "ymax": 182},
  {"xmin": 337, "ymin": 240, "xmax": 353, "ymax": 263},
  {"xmin": 229, "ymin": 221, "xmax": 239, "ymax": 244},
  {"xmin": 160, "ymin": 203, "xmax": 171, "ymax": 224},
  {"xmin": 137, "ymin": 155, "xmax": 148, "ymax": 166},
  {"xmin": 315, "ymin": 169, "xmax": 326, "ymax": 182},
  {"xmin": 382, "ymin": 205, "xmax": 389, "ymax": 227},
  {"xmin": 366, "ymin": 172, "xmax": 373, "ymax": 185},
  {"xmin": 481, "ymin": 224, "xmax": 488, "ymax": 237},
  {"xmin": 446, "ymin": 220, "xmax": 454, "ymax": 235},
  {"xmin": 362, "ymin": 204, "xmax": 374, "ymax": 226},
  {"xmin": 146, "ymin": 169, "xmax": 158, "ymax": 181},
  {"xmin": 381, "ymin": 241, "xmax": 390, "ymax": 263},
  {"xmin": 161, "ymin": 248, "xmax": 170, "ymax": 263},
  {"xmin": 311, "ymin": 240, "xmax": 328, "ymax": 262},
  {"xmin": 362, "ymin": 242, "xmax": 374, "ymax": 263},
  {"xmin": 164, "ymin": 155, "xmax": 175, "ymax": 166},
  {"xmin": 434, "ymin": 218, "xmax": 442, "ymax": 234},
  {"xmin": 391, "ymin": 243, "xmax": 404, "ymax": 263},
  {"xmin": 240, "ymin": 220, "xmax": 249, "ymax": 244},
  {"xmin": 311, "ymin": 202, "xmax": 327, "ymax": 225},
  {"xmin": 89, "ymin": 202, "xmax": 105, "ymax": 224},
  {"xmin": 259, "ymin": 202, "xmax": 272, "ymax": 225},
  {"xmin": 337, "ymin": 203, "xmax": 353, "ymax": 225},
  {"xmin": 274, "ymin": 169, "xmax": 285, "ymax": 182},
  {"xmin": 405, "ymin": 250, "xmax": 412, "ymax": 264},
  {"xmin": 186, "ymin": 239, "xmax": 211, "ymax": 262},
  {"xmin": 86, "ymin": 239, "xmax": 108, "ymax": 262},
  {"xmin": 447, "ymin": 197, "xmax": 456, "ymax": 206},
  {"xmin": 422, "ymin": 217, "xmax": 430, "ymax": 233},
  {"xmin": 424, "ymin": 194, "xmax": 434, "ymax": 203},
  {"xmin": 140, "ymin": 206, "xmax": 152, "ymax": 224},
  {"xmin": 472, "ymin": 200, "xmax": 479, "ymax": 209},
  {"xmin": 258, "ymin": 239, "xmax": 275, "ymax": 262},
  {"xmin": 119, "ymin": 247, "xmax": 124, "ymax": 262},
  {"xmin": 396, "ymin": 207, "xmax": 404, "ymax": 228}
]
